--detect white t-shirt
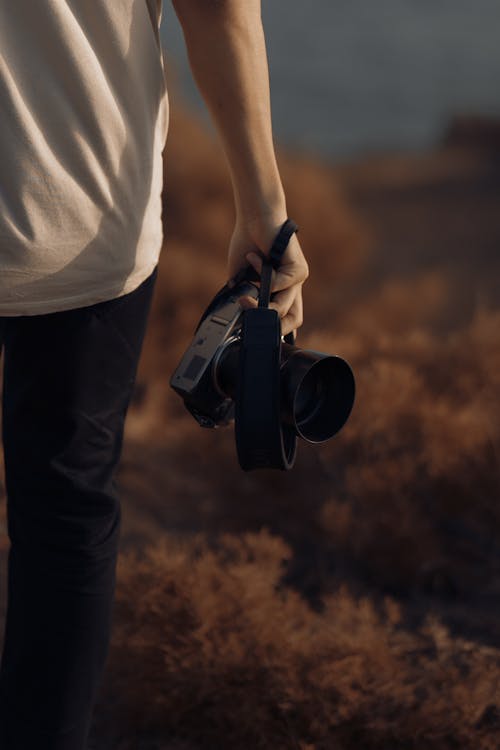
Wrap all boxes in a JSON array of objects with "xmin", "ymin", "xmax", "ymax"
[{"xmin": 0, "ymin": 0, "xmax": 169, "ymax": 315}]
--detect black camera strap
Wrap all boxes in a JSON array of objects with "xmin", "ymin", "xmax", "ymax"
[
  {"xmin": 235, "ymin": 218, "xmax": 299, "ymax": 471},
  {"xmin": 258, "ymin": 218, "xmax": 299, "ymax": 308}
]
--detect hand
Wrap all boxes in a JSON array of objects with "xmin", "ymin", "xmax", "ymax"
[{"xmin": 226, "ymin": 213, "xmax": 309, "ymax": 338}]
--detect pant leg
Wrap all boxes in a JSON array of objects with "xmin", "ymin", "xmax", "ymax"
[{"xmin": 0, "ymin": 266, "xmax": 157, "ymax": 750}]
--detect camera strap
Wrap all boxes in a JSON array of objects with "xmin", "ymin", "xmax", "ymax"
[
  {"xmin": 235, "ymin": 218, "xmax": 300, "ymax": 471},
  {"xmin": 258, "ymin": 218, "xmax": 299, "ymax": 309}
]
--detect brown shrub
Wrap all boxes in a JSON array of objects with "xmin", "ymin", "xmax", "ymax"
[{"xmin": 94, "ymin": 529, "xmax": 500, "ymax": 750}]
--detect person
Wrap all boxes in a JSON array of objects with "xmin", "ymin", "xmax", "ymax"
[{"xmin": 0, "ymin": 0, "xmax": 309, "ymax": 748}]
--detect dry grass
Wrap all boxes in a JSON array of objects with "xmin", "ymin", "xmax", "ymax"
[{"xmin": 93, "ymin": 529, "xmax": 500, "ymax": 750}]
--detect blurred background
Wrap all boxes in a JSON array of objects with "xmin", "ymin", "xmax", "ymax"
[
  {"xmin": 161, "ymin": 0, "xmax": 500, "ymax": 159},
  {"xmin": 2, "ymin": 2, "xmax": 500, "ymax": 748}
]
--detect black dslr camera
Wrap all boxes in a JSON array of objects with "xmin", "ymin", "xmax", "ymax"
[{"xmin": 169, "ymin": 219, "xmax": 355, "ymax": 471}]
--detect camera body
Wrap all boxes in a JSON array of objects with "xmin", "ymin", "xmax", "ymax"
[
  {"xmin": 169, "ymin": 217, "xmax": 354, "ymax": 471},
  {"xmin": 169, "ymin": 269, "xmax": 355, "ymax": 471},
  {"xmin": 169, "ymin": 277, "xmax": 260, "ymax": 429}
]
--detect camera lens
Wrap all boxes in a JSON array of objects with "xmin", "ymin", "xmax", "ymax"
[
  {"xmin": 213, "ymin": 337, "xmax": 240, "ymax": 398},
  {"xmin": 215, "ymin": 338, "xmax": 355, "ymax": 444},
  {"xmin": 280, "ymin": 346, "xmax": 355, "ymax": 443},
  {"xmin": 294, "ymin": 373, "xmax": 325, "ymax": 428},
  {"xmin": 291, "ymin": 355, "xmax": 355, "ymax": 442}
]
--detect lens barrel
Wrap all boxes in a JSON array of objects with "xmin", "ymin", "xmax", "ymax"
[
  {"xmin": 280, "ymin": 342, "xmax": 355, "ymax": 442},
  {"xmin": 215, "ymin": 338, "xmax": 355, "ymax": 444}
]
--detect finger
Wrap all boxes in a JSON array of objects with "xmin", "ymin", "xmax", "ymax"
[
  {"xmin": 294, "ymin": 290, "xmax": 303, "ymax": 329},
  {"xmin": 237, "ymin": 282, "xmax": 296, "ymax": 315},
  {"xmin": 246, "ymin": 253, "xmax": 308, "ymax": 294},
  {"xmin": 244, "ymin": 253, "xmax": 276, "ymax": 289},
  {"xmin": 240, "ymin": 284, "xmax": 300, "ymax": 320},
  {"xmin": 238, "ymin": 295, "xmax": 258, "ymax": 310},
  {"xmin": 279, "ymin": 294, "xmax": 304, "ymax": 337},
  {"xmin": 238, "ymin": 290, "xmax": 304, "ymax": 337},
  {"xmin": 267, "ymin": 285, "xmax": 296, "ymax": 318}
]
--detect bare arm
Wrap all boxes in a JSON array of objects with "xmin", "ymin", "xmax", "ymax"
[{"xmin": 171, "ymin": 0, "xmax": 309, "ymax": 336}]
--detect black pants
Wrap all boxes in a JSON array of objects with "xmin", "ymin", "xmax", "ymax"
[{"xmin": 0, "ymin": 266, "xmax": 158, "ymax": 750}]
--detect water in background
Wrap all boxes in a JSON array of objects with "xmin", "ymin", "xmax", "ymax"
[{"xmin": 160, "ymin": 0, "xmax": 500, "ymax": 161}]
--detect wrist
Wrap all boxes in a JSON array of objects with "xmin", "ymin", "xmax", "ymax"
[
  {"xmin": 235, "ymin": 193, "xmax": 288, "ymax": 232},
  {"xmin": 232, "ymin": 165, "xmax": 287, "ymax": 220},
  {"xmin": 235, "ymin": 204, "xmax": 293, "ymax": 257}
]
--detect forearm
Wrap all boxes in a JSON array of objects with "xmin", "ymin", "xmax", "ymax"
[{"xmin": 171, "ymin": 0, "xmax": 287, "ymax": 222}]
